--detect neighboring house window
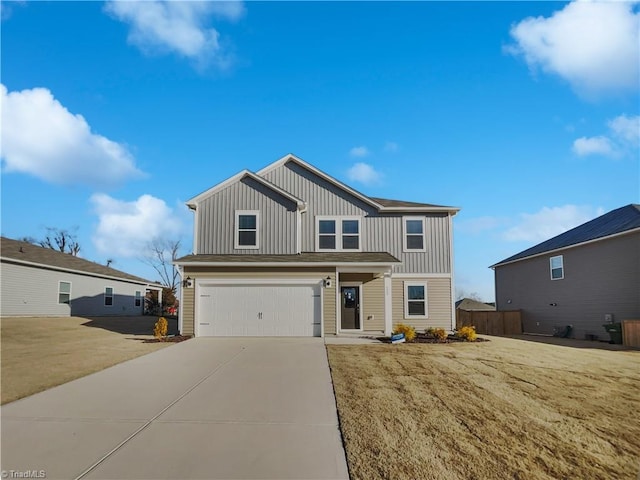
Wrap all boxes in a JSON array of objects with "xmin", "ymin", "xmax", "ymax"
[
  {"xmin": 135, "ymin": 291, "xmax": 142, "ymax": 307},
  {"xmin": 235, "ymin": 210, "xmax": 259, "ymax": 249},
  {"xmin": 316, "ymin": 217, "xmax": 361, "ymax": 251},
  {"xmin": 58, "ymin": 281, "xmax": 71, "ymax": 304},
  {"xmin": 550, "ymin": 255, "xmax": 564, "ymax": 280},
  {"xmin": 403, "ymin": 217, "xmax": 426, "ymax": 252},
  {"xmin": 404, "ymin": 282, "xmax": 428, "ymax": 318},
  {"xmin": 105, "ymin": 287, "xmax": 114, "ymax": 306}
]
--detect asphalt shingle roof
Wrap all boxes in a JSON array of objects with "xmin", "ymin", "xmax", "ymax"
[
  {"xmin": 175, "ymin": 252, "xmax": 401, "ymax": 264},
  {"xmin": 1, "ymin": 237, "xmax": 162, "ymax": 286},
  {"xmin": 369, "ymin": 197, "xmax": 455, "ymax": 210},
  {"xmin": 492, "ymin": 204, "xmax": 640, "ymax": 267}
]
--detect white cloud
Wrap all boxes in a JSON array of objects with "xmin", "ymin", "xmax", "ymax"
[
  {"xmin": 105, "ymin": 0, "xmax": 243, "ymax": 67},
  {"xmin": 608, "ymin": 114, "xmax": 640, "ymax": 145},
  {"xmin": 572, "ymin": 114, "xmax": 639, "ymax": 157},
  {"xmin": 349, "ymin": 146, "xmax": 369, "ymax": 158},
  {"xmin": 503, "ymin": 205, "xmax": 604, "ymax": 243},
  {"xmin": 0, "ymin": 84, "xmax": 143, "ymax": 187},
  {"xmin": 346, "ymin": 162, "xmax": 382, "ymax": 185},
  {"xmin": 91, "ymin": 193, "xmax": 185, "ymax": 258},
  {"xmin": 508, "ymin": 1, "xmax": 640, "ymax": 97},
  {"xmin": 572, "ymin": 136, "xmax": 615, "ymax": 157}
]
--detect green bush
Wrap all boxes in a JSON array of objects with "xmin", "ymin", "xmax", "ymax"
[
  {"xmin": 393, "ymin": 323, "xmax": 416, "ymax": 342},
  {"xmin": 456, "ymin": 325, "xmax": 477, "ymax": 342}
]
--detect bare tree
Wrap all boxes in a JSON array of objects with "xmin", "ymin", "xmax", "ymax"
[
  {"xmin": 141, "ymin": 239, "xmax": 182, "ymax": 294},
  {"xmin": 26, "ymin": 227, "xmax": 81, "ymax": 256},
  {"xmin": 455, "ymin": 289, "xmax": 483, "ymax": 302}
]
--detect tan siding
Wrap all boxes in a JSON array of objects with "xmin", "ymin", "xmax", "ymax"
[
  {"xmin": 181, "ymin": 287, "xmax": 195, "ymax": 336},
  {"xmin": 392, "ymin": 277, "xmax": 452, "ymax": 331},
  {"xmin": 181, "ymin": 267, "xmax": 336, "ymax": 336},
  {"xmin": 339, "ymin": 273, "xmax": 385, "ymax": 331}
]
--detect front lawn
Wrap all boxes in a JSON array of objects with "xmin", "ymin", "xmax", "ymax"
[
  {"xmin": 1, "ymin": 316, "xmax": 178, "ymax": 404},
  {"xmin": 326, "ymin": 336, "xmax": 640, "ymax": 480}
]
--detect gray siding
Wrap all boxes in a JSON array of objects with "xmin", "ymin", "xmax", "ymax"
[
  {"xmin": 196, "ymin": 177, "xmax": 297, "ymax": 254},
  {"xmin": 495, "ymin": 231, "xmax": 640, "ymax": 340},
  {"xmin": 1, "ymin": 262, "xmax": 146, "ymax": 317},
  {"xmin": 262, "ymin": 161, "xmax": 452, "ymax": 273}
]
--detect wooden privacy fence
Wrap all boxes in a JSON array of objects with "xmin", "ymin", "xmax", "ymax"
[
  {"xmin": 456, "ymin": 309, "xmax": 522, "ymax": 336},
  {"xmin": 622, "ymin": 320, "xmax": 640, "ymax": 348}
]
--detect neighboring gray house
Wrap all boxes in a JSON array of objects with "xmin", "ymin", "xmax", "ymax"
[
  {"xmin": 1, "ymin": 237, "xmax": 163, "ymax": 317},
  {"xmin": 491, "ymin": 205, "xmax": 640, "ymax": 340},
  {"xmin": 174, "ymin": 153, "xmax": 460, "ymax": 337}
]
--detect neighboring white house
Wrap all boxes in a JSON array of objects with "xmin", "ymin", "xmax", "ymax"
[{"xmin": 1, "ymin": 237, "xmax": 163, "ymax": 317}]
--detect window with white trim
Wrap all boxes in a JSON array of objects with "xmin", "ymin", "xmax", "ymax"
[
  {"xmin": 404, "ymin": 281, "xmax": 428, "ymax": 318},
  {"xmin": 135, "ymin": 291, "xmax": 142, "ymax": 307},
  {"xmin": 316, "ymin": 216, "xmax": 361, "ymax": 251},
  {"xmin": 403, "ymin": 217, "xmax": 426, "ymax": 252},
  {"xmin": 104, "ymin": 287, "xmax": 114, "ymax": 306},
  {"xmin": 58, "ymin": 281, "xmax": 71, "ymax": 304},
  {"xmin": 550, "ymin": 255, "xmax": 564, "ymax": 280},
  {"xmin": 235, "ymin": 210, "xmax": 259, "ymax": 249}
]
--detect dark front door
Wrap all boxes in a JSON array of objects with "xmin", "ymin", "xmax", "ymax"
[{"xmin": 340, "ymin": 286, "xmax": 360, "ymax": 330}]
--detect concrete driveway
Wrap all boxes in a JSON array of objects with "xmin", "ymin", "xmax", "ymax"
[{"xmin": 1, "ymin": 338, "xmax": 349, "ymax": 480}]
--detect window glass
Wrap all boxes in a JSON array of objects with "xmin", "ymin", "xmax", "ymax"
[
  {"xmin": 238, "ymin": 215, "xmax": 256, "ymax": 230},
  {"xmin": 405, "ymin": 282, "xmax": 427, "ymax": 317},
  {"xmin": 58, "ymin": 281, "xmax": 71, "ymax": 304},
  {"xmin": 407, "ymin": 285, "xmax": 425, "ymax": 300},
  {"xmin": 342, "ymin": 220, "xmax": 359, "ymax": 234},
  {"xmin": 319, "ymin": 220, "xmax": 336, "ymax": 234},
  {"xmin": 406, "ymin": 235, "xmax": 424, "ymax": 250},
  {"xmin": 135, "ymin": 291, "xmax": 142, "ymax": 307},
  {"xmin": 406, "ymin": 220, "xmax": 423, "ymax": 234},
  {"xmin": 408, "ymin": 301, "xmax": 426, "ymax": 316},
  {"xmin": 550, "ymin": 255, "xmax": 564, "ymax": 279},
  {"xmin": 319, "ymin": 235, "xmax": 336, "ymax": 249},
  {"xmin": 342, "ymin": 236, "xmax": 359, "ymax": 249},
  {"xmin": 105, "ymin": 287, "xmax": 113, "ymax": 306},
  {"xmin": 238, "ymin": 231, "xmax": 257, "ymax": 246}
]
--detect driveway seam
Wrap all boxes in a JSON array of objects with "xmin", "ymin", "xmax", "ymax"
[{"xmin": 73, "ymin": 346, "xmax": 247, "ymax": 480}]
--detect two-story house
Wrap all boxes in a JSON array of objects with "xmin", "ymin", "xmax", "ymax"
[{"xmin": 174, "ymin": 154, "xmax": 459, "ymax": 337}]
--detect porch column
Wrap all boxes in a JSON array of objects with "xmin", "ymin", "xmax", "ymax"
[{"xmin": 384, "ymin": 272, "xmax": 393, "ymax": 336}]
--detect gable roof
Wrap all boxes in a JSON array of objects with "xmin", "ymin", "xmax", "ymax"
[
  {"xmin": 186, "ymin": 169, "xmax": 306, "ymax": 210},
  {"xmin": 492, "ymin": 204, "xmax": 640, "ymax": 268},
  {"xmin": 1, "ymin": 237, "xmax": 163, "ymax": 287},
  {"xmin": 455, "ymin": 298, "xmax": 496, "ymax": 311},
  {"xmin": 259, "ymin": 153, "xmax": 459, "ymax": 214}
]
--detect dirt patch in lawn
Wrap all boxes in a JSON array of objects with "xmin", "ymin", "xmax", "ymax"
[
  {"xmin": 327, "ymin": 336, "xmax": 640, "ymax": 480},
  {"xmin": 1, "ymin": 316, "xmax": 183, "ymax": 404}
]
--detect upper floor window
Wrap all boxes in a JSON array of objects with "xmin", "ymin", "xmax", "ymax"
[
  {"xmin": 316, "ymin": 216, "xmax": 361, "ymax": 251},
  {"xmin": 58, "ymin": 281, "xmax": 71, "ymax": 304},
  {"xmin": 235, "ymin": 210, "xmax": 259, "ymax": 249},
  {"xmin": 403, "ymin": 217, "xmax": 426, "ymax": 252},
  {"xmin": 104, "ymin": 287, "xmax": 114, "ymax": 306},
  {"xmin": 550, "ymin": 255, "xmax": 564, "ymax": 280}
]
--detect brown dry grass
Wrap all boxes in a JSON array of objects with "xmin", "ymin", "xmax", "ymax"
[
  {"xmin": 1, "ymin": 316, "xmax": 177, "ymax": 404},
  {"xmin": 327, "ymin": 336, "xmax": 640, "ymax": 480}
]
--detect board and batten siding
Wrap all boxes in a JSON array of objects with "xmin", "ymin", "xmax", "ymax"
[
  {"xmin": 196, "ymin": 177, "xmax": 298, "ymax": 255},
  {"xmin": 262, "ymin": 161, "xmax": 452, "ymax": 274},
  {"xmin": 392, "ymin": 277, "xmax": 453, "ymax": 331},
  {"xmin": 495, "ymin": 231, "xmax": 640, "ymax": 340},
  {"xmin": 180, "ymin": 267, "xmax": 336, "ymax": 336},
  {"xmin": 0, "ymin": 262, "xmax": 146, "ymax": 317}
]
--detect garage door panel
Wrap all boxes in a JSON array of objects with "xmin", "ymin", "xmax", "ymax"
[{"xmin": 196, "ymin": 282, "xmax": 321, "ymax": 337}]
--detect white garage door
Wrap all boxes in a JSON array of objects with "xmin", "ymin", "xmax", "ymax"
[{"xmin": 196, "ymin": 281, "xmax": 322, "ymax": 337}]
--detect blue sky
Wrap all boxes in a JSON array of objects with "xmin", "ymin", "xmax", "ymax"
[{"xmin": 1, "ymin": 1, "xmax": 638, "ymax": 301}]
